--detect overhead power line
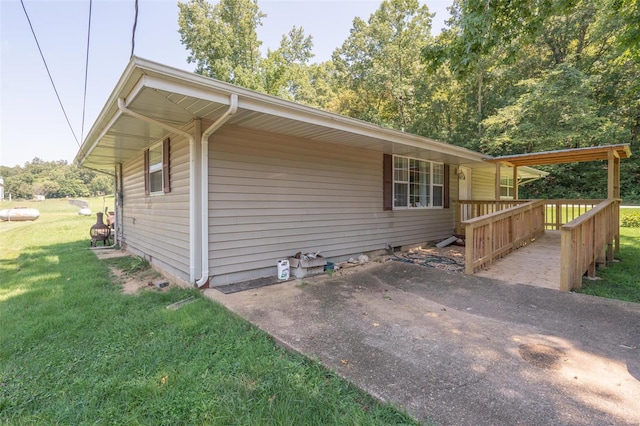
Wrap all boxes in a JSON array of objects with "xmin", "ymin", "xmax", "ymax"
[
  {"xmin": 131, "ymin": 0, "xmax": 139, "ymax": 58},
  {"xmin": 20, "ymin": 0, "xmax": 80, "ymax": 147},
  {"xmin": 81, "ymin": 0, "xmax": 93, "ymax": 143}
]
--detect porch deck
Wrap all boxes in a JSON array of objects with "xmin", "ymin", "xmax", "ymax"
[{"xmin": 474, "ymin": 231, "xmax": 561, "ymax": 290}]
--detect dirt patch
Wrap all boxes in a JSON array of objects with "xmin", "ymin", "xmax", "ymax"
[
  {"xmin": 93, "ymin": 249, "xmax": 130, "ymax": 260},
  {"xmin": 105, "ymin": 258, "xmax": 171, "ymax": 295}
]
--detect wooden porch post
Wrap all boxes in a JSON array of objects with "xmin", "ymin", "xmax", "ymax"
[
  {"xmin": 495, "ymin": 162, "xmax": 501, "ymax": 200},
  {"xmin": 512, "ymin": 166, "xmax": 519, "ymax": 200},
  {"xmin": 607, "ymin": 150, "xmax": 620, "ymax": 199},
  {"xmin": 608, "ymin": 150, "xmax": 621, "ymax": 252}
]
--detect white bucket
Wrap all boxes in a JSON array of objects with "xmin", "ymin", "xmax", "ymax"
[{"xmin": 277, "ymin": 259, "xmax": 290, "ymax": 280}]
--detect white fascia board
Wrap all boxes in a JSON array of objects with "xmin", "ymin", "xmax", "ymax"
[
  {"xmin": 139, "ymin": 75, "xmax": 235, "ymax": 106},
  {"xmin": 75, "ymin": 60, "xmax": 144, "ymax": 165},
  {"xmin": 519, "ymin": 166, "xmax": 549, "ymax": 178}
]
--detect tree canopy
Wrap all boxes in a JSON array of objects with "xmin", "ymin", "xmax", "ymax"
[
  {"xmin": 176, "ymin": 0, "xmax": 639, "ymax": 200},
  {"xmin": 1, "ymin": 158, "xmax": 112, "ymax": 200}
]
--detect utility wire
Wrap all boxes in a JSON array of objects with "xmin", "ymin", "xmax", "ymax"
[
  {"xmin": 20, "ymin": 0, "xmax": 80, "ymax": 147},
  {"xmin": 80, "ymin": 0, "xmax": 93, "ymax": 143},
  {"xmin": 131, "ymin": 0, "xmax": 139, "ymax": 58}
]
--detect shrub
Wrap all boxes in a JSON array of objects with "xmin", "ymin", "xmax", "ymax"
[{"xmin": 620, "ymin": 210, "xmax": 640, "ymax": 228}]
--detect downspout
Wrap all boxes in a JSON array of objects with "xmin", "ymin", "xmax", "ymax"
[
  {"xmin": 117, "ymin": 98, "xmax": 199, "ymax": 282},
  {"xmin": 195, "ymin": 94, "xmax": 238, "ymax": 288}
]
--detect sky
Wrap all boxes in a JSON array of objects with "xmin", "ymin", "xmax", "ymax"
[{"xmin": 0, "ymin": 0, "xmax": 452, "ymax": 168}]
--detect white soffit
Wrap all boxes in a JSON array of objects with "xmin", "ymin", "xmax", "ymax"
[{"xmin": 77, "ymin": 57, "xmax": 489, "ymax": 171}]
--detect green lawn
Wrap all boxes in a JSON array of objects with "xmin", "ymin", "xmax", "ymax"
[
  {"xmin": 0, "ymin": 199, "xmax": 417, "ymax": 425},
  {"xmin": 576, "ymin": 226, "xmax": 640, "ymax": 303}
]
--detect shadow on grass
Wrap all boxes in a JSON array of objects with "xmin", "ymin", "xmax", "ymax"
[
  {"xmin": 0, "ymin": 239, "xmax": 114, "ymax": 303},
  {"xmin": 0, "ymin": 239, "xmax": 415, "ymax": 425}
]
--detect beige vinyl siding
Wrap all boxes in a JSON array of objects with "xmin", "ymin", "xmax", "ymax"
[
  {"xmin": 471, "ymin": 168, "xmax": 497, "ymax": 200},
  {"xmin": 208, "ymin": 127, "xmax": 457, "ymax": 285},
  {"xmin": 121, "ymin": 125, "xmax": 192, "ymax": 282}
]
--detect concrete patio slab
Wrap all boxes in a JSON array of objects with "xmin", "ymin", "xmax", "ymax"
[{"xmin": 204, "ymin": 261, "xmax": 640, "ymax": 425}]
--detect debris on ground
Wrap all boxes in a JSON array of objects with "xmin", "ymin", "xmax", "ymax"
[
  {"xmin": 436, "ymin": 236, "xmax": 458, "ymax": 248},
  {"xmin": 391, "ymin": 245, "xmax": 465, "ymax": 272},
  {"xmin": 166, "ymin": 296, "xmax": 197, "ymax": 310}
]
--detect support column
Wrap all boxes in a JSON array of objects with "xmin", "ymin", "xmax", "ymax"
[
  {"xmin": 512, "ymin": 166, "xmax": 519, "ymax": 200},
  {"xmin": 607, "ymin": 150, "xmax": 622, "ymax": 253},
  {"xmin": 495, "ymin": 162, "xmax": 501, "ymax": 200},
  {"xmin": 607, "ymin": 150, "xmax": 620, "ymax": 199}
]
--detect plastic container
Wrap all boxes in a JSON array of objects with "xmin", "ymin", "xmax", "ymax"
[{"xmin": 277, "ymin": 259, "xmax": 290, "ymax": 280}]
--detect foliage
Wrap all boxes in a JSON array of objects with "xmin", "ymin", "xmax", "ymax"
[
  {"xmin": 178, "ymin": 0, "xmax": 266, "ymax": 90},
  {"xmin": 262, "ymin": 26, "xmax": 330, "ymax": 105},
  {"xmin": 576, "ymin": 227, "xmax": 640, "ymax": 302},
  {"xmin": 174, "ymin": 0, "xmax": 639, "ymax": 201},
  {"xmin": 620, "ymin": 209, "xmax": 640, "ymax": 228},
  {"xmin": 0, "ymin": 157, "xmax": 113, "ymax": 199},
  {"xmin": 331, "ymin": 0, "xmax": 434, "ymax": 130},
  {"xmin": 421, "ymin": 0, "xmax": 640, "ymax": 200},
  {"xmin": 0, "ymin": 199, "xmax": 417, "ymax": 424}
]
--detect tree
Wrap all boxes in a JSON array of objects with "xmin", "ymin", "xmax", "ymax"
[
  {"xmin": 0, "ymin": 158, "xmax": 112, "ymax": 199},
  {"xmin": 419, "ymin": 0, "xmax": 639, "ymax": 200},
  {"xmin": 89, "ymin": 174, "xmax": 113, "ymax": 196},
  {"xmin": 263, "ymin": 26, "xmax": 317, "ymax": 102},
  {"xmin": 4, "ymin": 174, "xmax": 33, "ymax": 199},
  {"xmin": 330, "ymin": 0, "xmax": 433, "ymax": 130},
  {"xmin": 480, "ymin": 65, "xmax": 625, "ymax": 156},
  {"xmin": 178, "ymin": 0, "xmax": 266, "ymax": 89}
]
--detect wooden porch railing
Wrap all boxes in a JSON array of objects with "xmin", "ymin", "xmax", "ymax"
[
  {"xmin": 456, "ymin": 199, "xmax": 605, "ymax": 234},
  {"xmin": 543, "ymin": 199, "xmax": 604, "ymax": 230},
  {"xmin": 462, "ymin": 200, "xmax": 546, "ymax": 274},
  {"xmin": 560, "ymin": 199, "xmax": 620, "ymax": 291},
  {"xmin": 456, "ymin": 200, "xmax": 530, "ymax": 234}
]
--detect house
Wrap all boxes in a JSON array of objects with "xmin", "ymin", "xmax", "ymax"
[{"xmin": 75, "ymin": 57, "xmax": 545, "ymax": 287}]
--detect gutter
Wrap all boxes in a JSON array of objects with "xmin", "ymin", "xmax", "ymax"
[{"xmin": 195, "ymin": 94, "xmax": 238, "ymax": 288}]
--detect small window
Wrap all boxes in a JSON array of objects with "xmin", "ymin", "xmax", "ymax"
[
  {"xmin": 500, "ymin": 176, "xmax": 514, "ymax": 198},
  {"xmin": 144, "ymin": 138, "xmax": 170, "ymax": 195},
  {"xmin": 148, "ymin": 144, "xmax": 163, "ymax": 193},
  {"xmin": 392, "ymin": 155, "xmax": 444, "ymax": 209}
]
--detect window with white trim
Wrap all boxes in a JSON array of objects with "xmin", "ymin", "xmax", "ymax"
[
  {"xmin": 500, "ymin": 176, "xmax": 514, "ymax": 198},
  {"xmin": 144, "ymin": 138, "xmax": 170, "ymax": 195},
  {"xmin": 148, "ymin": 142, "xmax": 164, "ymax": 194},
  {"xmin": 393, "ymin": 155, "xmax": 444, "ymax": 208}
]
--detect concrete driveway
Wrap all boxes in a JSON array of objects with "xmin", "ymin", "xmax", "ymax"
[{"xmin": 205, "ymin": 261, "xmax": 640, "ymax": 425}]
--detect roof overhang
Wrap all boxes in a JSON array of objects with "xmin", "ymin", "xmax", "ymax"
[
  {"xmin": 77, "ymin": 57, "xmax": 496, "ymax": 172},
  {"xmin": 484, "ymin": 144, "xmax": 631, "ymax": 168}
]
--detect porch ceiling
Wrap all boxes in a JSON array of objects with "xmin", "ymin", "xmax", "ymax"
[
  {"xmin": 76, "ymin": 57, "xmax": 492, "ymax": 172},
  {"xmin": 485, "ymin": 144, "xmax": 631, "ymax": 167}
]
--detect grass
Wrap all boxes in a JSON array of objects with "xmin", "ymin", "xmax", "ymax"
[
  {"xmin": 0, "ymin": 199, "xmax": 417, "ymax": 425},
  {"xmin": 576, "ymin": 227, "xmax": 640, "ymax": 303}
]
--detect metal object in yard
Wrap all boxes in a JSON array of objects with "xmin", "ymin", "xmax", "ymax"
[
  {"xmin": 90, "ymin": 212, "xmax": 111, "ymax": 247},
  {"xmin": 0, "ymin": 207, "xmax": 40, "ymax": 221}
]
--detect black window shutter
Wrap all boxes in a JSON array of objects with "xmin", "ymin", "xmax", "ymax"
[
  {"xmin": 144, "ymin": 149, "xmax": 150, "ymax": 195},
  {"xmin": 444, "ymin": 164, "xmax": 450, "ymax": 209},
  {"xmin": 383, "ymin": 154, "xmax": 393, "ymax": 211},
  {"xmin": 163, "ymin": 138, "xmax": 171, "ymax": 193}
]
